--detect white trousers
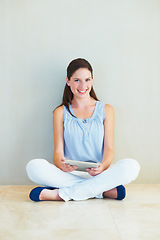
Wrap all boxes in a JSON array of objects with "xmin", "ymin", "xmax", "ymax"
[{"xmin": 26, "ymin": 158, "xmax": 140, "ymax": 202}]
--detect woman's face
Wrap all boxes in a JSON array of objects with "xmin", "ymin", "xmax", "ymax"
[{"xmin": 66, "ymin": 68, "xmax": 93, "ymax": 98}]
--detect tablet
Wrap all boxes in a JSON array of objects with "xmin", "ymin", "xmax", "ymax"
[{"xmin": 64, "ymin": 159, "xmax": 99, "ymax": 172}]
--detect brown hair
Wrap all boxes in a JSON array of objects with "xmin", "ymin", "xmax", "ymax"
[{"xmin": 54, "ymin": 58, "xmax": 99, "ymax": 116}]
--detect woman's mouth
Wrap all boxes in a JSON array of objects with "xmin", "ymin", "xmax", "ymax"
[{"xmin": 77, "ymin": 89, "xmax": 87, "ymax": 94}]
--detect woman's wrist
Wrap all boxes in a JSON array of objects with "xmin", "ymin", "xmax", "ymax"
[
  {"xmin": 53, "ymin": 154, "xmax": 64, "ymax": 169},
  {"xmin": 101, "ymin": 161, "xmax": 110, "ymax": 171}
]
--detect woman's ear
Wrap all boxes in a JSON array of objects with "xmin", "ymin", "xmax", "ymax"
[{"xmin": 66, "ymin": 77, "xmax": 70, "ymax": 86}]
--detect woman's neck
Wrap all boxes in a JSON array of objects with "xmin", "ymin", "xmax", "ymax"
[{"xmin": 71, "ymin": 96, "xmax": 95, "ymax": 108}]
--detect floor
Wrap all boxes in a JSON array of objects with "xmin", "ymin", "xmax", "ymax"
[{"xmin": 0, "ymin": 185, "xmax": 160, "ymax": 240}]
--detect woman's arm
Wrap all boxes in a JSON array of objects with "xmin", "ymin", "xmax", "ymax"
[
  {"xmin": 52, "ymin": 106, "xmax": 64, "ymax": 167},
  {"xmin": 101, "ymin": 104, "xmax": 115, "ymax": 169},
  {"xmin": 53, "ymin": 106, "xmax": 78, "ymax": 172},
  {"xmin": 86, "ymin": 104, "xmax": 114, "ymax": 176}
]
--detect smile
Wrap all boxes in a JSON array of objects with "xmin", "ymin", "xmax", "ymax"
[{"xmin": 77, "ymin": 89, "xmax": 87, "ymax": 93}]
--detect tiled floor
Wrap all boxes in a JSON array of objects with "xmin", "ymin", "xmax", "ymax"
[{"xmin": 0, "ymin": 185, "xmax": 160, "ymax": 240}]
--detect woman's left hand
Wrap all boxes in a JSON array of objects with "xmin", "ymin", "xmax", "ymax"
[{"xmin": 86, "ymin": 163, "xmax": 104, "ymax": 176}]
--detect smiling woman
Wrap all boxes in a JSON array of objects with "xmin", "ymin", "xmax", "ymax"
[
  {"xmin": 60, "ymin": 58, "xmax": 99, "ymax": 117},
  {"xmin": 26, "ymin": 58, "xmax": 140, "ymax": 202},
  {"xmin": 66, "ymin": 68, "xmax": 93, "ymax": 97}
]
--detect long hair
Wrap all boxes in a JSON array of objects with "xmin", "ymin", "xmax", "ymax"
[{"xmin": 54, "ymin": 58, "xmax": 99, "ymax": 116}]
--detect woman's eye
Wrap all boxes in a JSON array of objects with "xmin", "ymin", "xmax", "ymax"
[
  {"xmin": 74, "ymin": 79, "xmax": 79, "ymax": 82},
  {"xmin": 86, "ymin": 78, "xmax": 90, "ymax": 81}
]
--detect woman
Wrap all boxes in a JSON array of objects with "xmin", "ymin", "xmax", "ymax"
[{"xmin": 26, "ymin": 58, "xmax": 140, "ymax": 202}]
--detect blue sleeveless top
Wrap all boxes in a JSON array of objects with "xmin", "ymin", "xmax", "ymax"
[{"xmin": 63, "ymin": 101, "xmax": 105, "ymax": 163}]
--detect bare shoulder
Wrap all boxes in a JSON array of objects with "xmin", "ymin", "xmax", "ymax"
[
  {"xmin": 53, "ymin": 105, "xmax": 64, "ymax": 121},
  {"xmin": 104, "ymin": 104, "xmax": 114, "ymax": 113},
  {"xmin": 104, "ymin": 104, "xmax": 114, "ymax": 118}
]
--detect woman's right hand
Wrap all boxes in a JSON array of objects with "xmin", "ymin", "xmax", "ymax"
[{"xmin": 59, "ymin": 157, "xmax": 78, "ymax": 172}]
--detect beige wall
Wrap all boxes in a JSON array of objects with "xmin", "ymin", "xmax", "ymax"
[{"xmin": 0, "ymin": 0, "xmax": 160, "ymax": 184}]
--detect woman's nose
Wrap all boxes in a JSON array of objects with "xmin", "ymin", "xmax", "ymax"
[{"xmin": 79, "ymin": 81, "xmax": 86, "ymax": 89}]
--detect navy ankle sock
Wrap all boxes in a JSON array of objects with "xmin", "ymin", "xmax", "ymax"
[
  {"xmin": 29, "ymin": 186, "xmax": 57, "ymax": 202},
  {"xmin": 116, "ymin": 185, "xmax": 126, "ymax": 200}
]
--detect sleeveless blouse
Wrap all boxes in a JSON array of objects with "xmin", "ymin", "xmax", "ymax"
[{"xmin": 63, "ymin": 101, "xmax": 105, "ymax": 163}]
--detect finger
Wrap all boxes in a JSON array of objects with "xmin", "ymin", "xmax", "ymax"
[
  {"xmin": 90, "ymin": 168, "xmax": 98, "ymax": 171},
  {"xmin": 65, "ymin": 164, "xmax": 72, "ymax": 170},
  {"xmin": 89, "ymin": 168, "xmax": 100, "ymax": 175},
  {"xmin": 86, "ymin": 169, "xmax": 95, "ymax": 175},
  {"xmin": 67, "ymin": 165, "xmax": 75, "ymax": 170},
  {"xmin": 65, "ymin": 164, "xmax": 77, "ymax": 172},
  {"xmin": 72, "ymin": 166, "xmax": 78, "ymax": 170},
  {"xmin": 86, "ymin": 168, "xmax": 94, "ymax": 173},
  {"xmin": 62, "ymin": 163, "xmax": 70, "ymax": 171},
  {"xmin": 71, "ymin": 165, "xmax": 78, "ymax": 171},
  {"xmin": 91, "ymin": 165, "xmax": 101, "ymax": 170}
]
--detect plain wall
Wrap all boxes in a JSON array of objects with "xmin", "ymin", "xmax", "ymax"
[{"xmin": 0, "ymin": 0, "xmax": 160, "ymax": 184}]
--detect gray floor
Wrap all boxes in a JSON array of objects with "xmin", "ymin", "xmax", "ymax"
[{"xmin": 0, "ymin": 184, "xmax": 160, "ymax": 240}]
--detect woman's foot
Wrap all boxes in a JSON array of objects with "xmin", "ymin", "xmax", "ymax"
[
  {"xmin": 103, "ymin": 187, "xmax": 117, "ymax": 199},
  {"xmin": 39, "ymin": 189, "xmax": 63, "ymax": 201},
  {"xmin": 103, "ymin": 185, "xmax": 126, "ymax": 200},
  {"xmin": 29, "ymin": 186, "xmax": 63, "ymax": 202}
]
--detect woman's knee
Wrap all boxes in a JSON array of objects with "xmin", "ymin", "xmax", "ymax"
[
  {"xmin": 26, "ymin": 159, "xmax": 48, "ymax": 180},
  {"xmin": 122, "ymin": 158, "xmax": 140, "ymax": 171},
  {"xmin": 119, "ymin": 158, "xmax": 140, "ymax": 181}
]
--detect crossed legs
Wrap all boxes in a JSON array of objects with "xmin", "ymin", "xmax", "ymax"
[{"xmin": 26, "ymin": 158, "xmax": 140, "ymax": 202}]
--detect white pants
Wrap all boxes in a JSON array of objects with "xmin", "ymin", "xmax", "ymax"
[{"xmin": 26, "ymin": 158, "xmax": 140, "ymax": 202}]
